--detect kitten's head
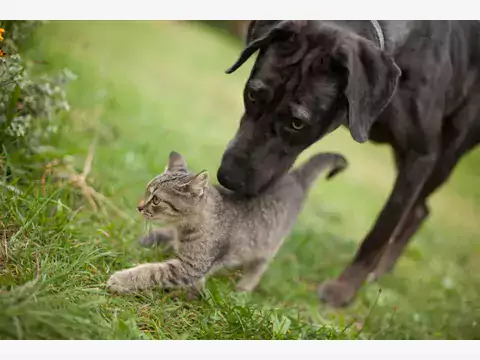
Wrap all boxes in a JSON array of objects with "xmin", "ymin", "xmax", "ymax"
[{"xmin": 138, "ymin": 151, "xmax": 209, "ymax": 223}]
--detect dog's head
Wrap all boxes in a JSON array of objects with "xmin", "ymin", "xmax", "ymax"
[{"xmin": 217, "ymin": 21, "xmax": 401, "ymax": 195}]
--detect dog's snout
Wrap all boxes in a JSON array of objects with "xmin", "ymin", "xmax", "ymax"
[
  {"xmin": 217, "ymin": 166, "xmax": 244, "ymax": 192},
  {"xmin": 217, "ymin": 154, "xmax": 247, "ymax": 192}
]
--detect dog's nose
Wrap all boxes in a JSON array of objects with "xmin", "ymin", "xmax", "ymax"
[
  {"xmin": 217, "ymin": 168, "xmax": 234, "ymax": 190},
  {"xmin": 217, "ymin": 166, "xmax": 245, "ymax": 192}
]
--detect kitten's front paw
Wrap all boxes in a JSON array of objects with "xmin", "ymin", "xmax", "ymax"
[
  {"xmin": 138, "ymin": 229, "xmax": 175, "ymax": 248},
  {"xmin": 138, "ymin": 233, "xmax": 161, "ymax": 248},
  {"xmin": 185, "ymin": 287, "xmax": 202, "ymax": 301},
  {"xmin": 107, "ymin": 269, "xmax": 137, "ymax": 294}
]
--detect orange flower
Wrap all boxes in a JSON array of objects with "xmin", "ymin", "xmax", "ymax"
[
  {"xmin": 0, "ymin": 49, "xmax": 4, "ymax": 57},
  {"xmin": 0, "ymin": 28, "xmax": 4, "ymax": 41}
]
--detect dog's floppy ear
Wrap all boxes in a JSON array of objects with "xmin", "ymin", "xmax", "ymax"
[
  {"xmin": 335, "ymin": 36, "xmax": 401, "ymax": 143},
  {"xmin": 226, "ymin": 20, "xmax": 292, "ymax": 74}
]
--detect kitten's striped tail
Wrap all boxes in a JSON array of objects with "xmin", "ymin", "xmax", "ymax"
[{"xmin": 292, "ymin": 152, "xmax": 348, "ymax": 191}]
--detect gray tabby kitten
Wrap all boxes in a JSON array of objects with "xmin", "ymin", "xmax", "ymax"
[{"xmin": 107, "ymin": 151, "xmax": 347, "ymax": 295}]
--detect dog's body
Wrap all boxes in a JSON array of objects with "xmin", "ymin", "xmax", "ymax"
[{"xmin": 217, "ymin": 21, "xmax": 480, "ymax": 307}]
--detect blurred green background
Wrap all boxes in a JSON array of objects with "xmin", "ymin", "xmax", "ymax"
[{"xmin": 0, "ymin": 20, "xmax": 479, "ymax": 339}]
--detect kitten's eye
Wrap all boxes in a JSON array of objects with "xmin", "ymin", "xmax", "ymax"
[
  {"xmin": 290, "ymin": 118, "xmax": 306, "ymax": 131},
  {"xmin": 247, "ymin": 90, "xmax": 256, "ymax": 103},
  {"xmin": 152, "ymin": 195, "xmax": 160, "ymax": 205}
]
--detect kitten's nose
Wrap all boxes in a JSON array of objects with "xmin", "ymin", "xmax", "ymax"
[{"xmin": 137, "ymin": 201, "xmax": 145, "ymax": 212}]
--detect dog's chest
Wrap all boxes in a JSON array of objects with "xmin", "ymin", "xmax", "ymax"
[{"xmin": 366, "ymin": 117, "xmax": 397, "ymax": 146}]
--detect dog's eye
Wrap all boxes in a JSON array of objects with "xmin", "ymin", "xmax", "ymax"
[
  {"xmin": 152, "ymin": 195, "xmax": 160, "ymax": 205},
  {"xmin": 275, "ymin": 32, "xmax": 298, "ymax": 55},
  {"xmin": 247, "ymin": 90, "xmax": 256, "ymax": 103},
  {"xmin": 277, "ymin": 30, "xmax": 296, "ymax": 43},
  {"xmin": 287, "ymin": 33, "xmax": 297, "ymax": 43},
  {"xmin": 290, "ymin": 118, "xmax": 306, "ymax": 131}
]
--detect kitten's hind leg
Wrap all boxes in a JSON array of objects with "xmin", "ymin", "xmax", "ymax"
[
  {"xmin": 186, "ymin": 277, "xmax": 206, "ymax": 300},
  {"xmin": 236, "ymin": 259, "xmax": 269, "ymax": 293},
  {"xmin": 139, "ymin": 227, "xmax": 177, "ymax": 249}
]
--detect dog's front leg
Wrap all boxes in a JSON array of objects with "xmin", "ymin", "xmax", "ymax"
[{"xmin": 318, "ymin": 152, "xmax": 437, "ymax": 307}]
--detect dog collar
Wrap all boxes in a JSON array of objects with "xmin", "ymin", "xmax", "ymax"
[{"xmin": 369, "ymin": 20, "xmax": 385, "ymax": 50}]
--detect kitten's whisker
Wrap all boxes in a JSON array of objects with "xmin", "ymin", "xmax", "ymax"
[{"xmin": 143, "ymin": 219, "xmax": 153, "ymax": 235}]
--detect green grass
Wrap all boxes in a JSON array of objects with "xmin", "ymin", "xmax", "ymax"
[{"xmin": 1, "ymin": 20, "xmax": 479, "ymax": 339}]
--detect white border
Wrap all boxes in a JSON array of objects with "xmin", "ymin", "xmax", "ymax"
[
  {"xmin": 0, "ymin": 341, "xmax": 480, "ymax": 360},
  {"xmin": 2, "ymin": 0, "xmax": 480, "ymax": 352},
  {"xmin": 4, "ymin": 340, "xmax": 480, "ymax": 359},
  {"xmin": 1, "ymin": 0, "xmax": 480, "ymax": 20}
]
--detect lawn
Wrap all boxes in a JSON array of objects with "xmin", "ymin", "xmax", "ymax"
[{"xmin": 0, "ymin": 20, "xmax": 479, "ymax": 339}]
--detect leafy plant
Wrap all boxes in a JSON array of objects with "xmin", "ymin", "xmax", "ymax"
[{"xmin": 0, "ymin": 21, "xmax": 74, "ymax": 166}]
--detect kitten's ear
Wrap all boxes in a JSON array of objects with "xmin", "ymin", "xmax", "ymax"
[
  {"xmin": 186, "ymin": 170, "xmax": 209, "ymax": 197},
  {"xmin": 166, "ymin": 151, "xmax": 187, "ymax": 172}
]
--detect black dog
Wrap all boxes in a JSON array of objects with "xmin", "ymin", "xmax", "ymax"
[{"xmin": 217, "ymin": 21, "xmax": 480, "ymax": 307}]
